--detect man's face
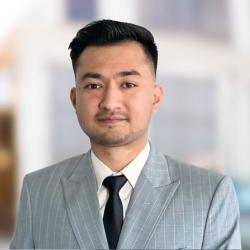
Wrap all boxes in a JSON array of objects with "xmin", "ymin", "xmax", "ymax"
[{"xmin": 70, "ymin": 41, "xmax": 163, "ymax": 147}]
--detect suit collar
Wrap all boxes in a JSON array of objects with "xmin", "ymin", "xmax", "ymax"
[
  {"xmin": 61, "ymin": 151, "xmax": 109, "ymax": 249},
  {"xmin": 61, "ymin": 145, "xmax": 180, "ymax": 249},
  {"xmin": 117, "ymin": 144, "xmax": 180, "ymax": 249},
  {"xmin": 142, "ymin": 143, "xmax": 172, "ymax": 187},
  {"xmin": 64, "ymin": 150, "xmax": 94, "ymax": 182}
]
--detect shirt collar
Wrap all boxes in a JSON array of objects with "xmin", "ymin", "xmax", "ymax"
[{"xmin": 91, "ymin": 142, "xmax": 150, "ymax": 191}]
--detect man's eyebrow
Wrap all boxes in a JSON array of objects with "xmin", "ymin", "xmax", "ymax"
[
  {"xmin": 115, "ymin": 70, "xmax": 141, "ymax": 77},
  {"xmin": 80, "ymin": 70, "xmax": 141, "ymax": 81},
  {"xmin": 80, "ymin": 72, "xmax": 103, "ymax": 81}
]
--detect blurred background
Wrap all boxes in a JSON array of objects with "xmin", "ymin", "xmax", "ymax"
[{"xmin": 0, "ymin": 0, "xmax": 250, "ymax": 248}]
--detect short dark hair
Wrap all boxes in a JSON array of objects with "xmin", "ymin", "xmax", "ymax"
[{"xmin": 68, "ymin": 19, "xmax": 158, "ymax": 74}]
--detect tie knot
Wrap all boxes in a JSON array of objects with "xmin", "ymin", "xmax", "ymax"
[{"xmin": 103, "ymin": 175, "xmax": 127, "ymax": 195}]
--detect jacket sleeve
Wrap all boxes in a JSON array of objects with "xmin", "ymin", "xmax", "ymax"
[
  {"xmin": 10, "ymin": 175, "xmax": 34, "ymax": 249},
  {"xmin": 201, "ymin": 176, "xmax": 241, "ymax": 249}
]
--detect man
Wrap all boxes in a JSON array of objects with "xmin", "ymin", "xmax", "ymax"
[{"xmin": 10, "ymin": 20, "xmax": 241, "ymax": 249}]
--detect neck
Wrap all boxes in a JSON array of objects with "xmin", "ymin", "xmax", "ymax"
[{"xmin": 90, "ymin": 137, "xmax": 148, "ymax": 172}]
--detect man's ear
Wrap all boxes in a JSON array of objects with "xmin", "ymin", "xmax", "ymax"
[
  {"xmin": 70, "ymin": 87, "xmax": 77, "ymax": 109},
  {"xmin": 152, "ymin": 85, "xmax": 163, "ymax": 112}
]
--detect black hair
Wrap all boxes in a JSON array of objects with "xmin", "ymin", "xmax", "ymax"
[{"xmin": 68, "ymin": 19, "xmax": 158, "ymax": 74}]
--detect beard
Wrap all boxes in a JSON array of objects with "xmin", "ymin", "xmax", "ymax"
[
  {"xmin": 77, "ymin": 110, "xmax": 150, "ymax": 147},
  {"xmin": 81, "ymin": 123, "xmax": 148, "ymax": 147},
  {"xmin": 88, "ymin": 131, "xmax": 132, "ymax": 147}
]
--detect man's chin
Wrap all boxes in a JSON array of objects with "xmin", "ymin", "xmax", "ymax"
[
  {"xmin": 89, "ymin": 133, "xmax": 133, "ymax": 147},
  {"xmin": 84, "ymin": 128, "xmax": 147, "ymax": 147},
  {"xmin": 91, "ymin": 137, "xmax": 130, "ymax": 147}
]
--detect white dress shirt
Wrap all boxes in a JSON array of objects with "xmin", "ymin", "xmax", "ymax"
[{"xmin": 91, "ymin": 142, "xmax": 150, "ymax": 218}]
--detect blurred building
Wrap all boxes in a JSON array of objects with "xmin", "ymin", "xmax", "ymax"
[{"xmin": 0, "ymin": 0, "xmax": 250, "ymax": 248}]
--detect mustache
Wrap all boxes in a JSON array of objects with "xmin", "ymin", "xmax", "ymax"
[{"xmin": 95, "ymin": 111, "xmax": 129, "ymax": 120}]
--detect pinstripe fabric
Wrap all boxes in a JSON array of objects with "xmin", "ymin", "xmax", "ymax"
[{"xmin": 10, "ymin": 146, "xmax": 241, "ymax": 249}]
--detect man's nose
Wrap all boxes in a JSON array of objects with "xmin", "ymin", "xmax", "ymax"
[{"xmin": 99, "ymin": 85, "xmax": 122, "ymax": 111}]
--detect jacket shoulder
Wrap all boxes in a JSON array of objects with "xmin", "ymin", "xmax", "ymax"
[
  {"xmin": 24, "ymin": 154, "xmax": 85, "ymax": 187},
  {"xmin": 164, "ymin": 154, "xmax": 226, "ymax": 191}
]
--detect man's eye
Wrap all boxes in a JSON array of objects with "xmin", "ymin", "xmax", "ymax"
[
  {"xmin": 85, "ymin": 83, "xmax": 101, "ymax": 89},
  {"xmin": 122, "ymin": 82, "xmax": 137, "ymax": 88}
]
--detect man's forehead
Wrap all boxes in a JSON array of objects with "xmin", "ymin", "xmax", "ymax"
[{"xmin": 76, "ymin": 41, "xmax": 155, "ymax": 76}]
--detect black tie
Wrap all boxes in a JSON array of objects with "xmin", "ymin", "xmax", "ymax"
[{"xmin": 103, "ymin": 175, "xmax": 127, "ymax": 249}]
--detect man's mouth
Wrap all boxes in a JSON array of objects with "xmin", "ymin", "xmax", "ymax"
[
  {"xmin": 98, "ymin": 117, "xmax": 127, "ymax": 123},
  {"xmin": 96, "ymin": 114, "xmax": 128, "ymax": 125}
]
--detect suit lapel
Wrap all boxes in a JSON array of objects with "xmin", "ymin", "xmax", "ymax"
[
  {"xmin": 117, "ymin": 146, "xmax": 180, "ymax": 249},
  {"xmin": 61, "ymin": 152, "xmax": 108, "ymax": 249}
]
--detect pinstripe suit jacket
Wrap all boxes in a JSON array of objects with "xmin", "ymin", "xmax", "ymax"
[{"xmin": 10, "ymin": 146, "xmax": 241, "ymax": 249}]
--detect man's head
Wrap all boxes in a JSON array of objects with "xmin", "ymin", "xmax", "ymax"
[
  {"xmin": 68, "ymin": 19, "xmax": 158, "ymax": 75},
  {"xmin": 69, "ymin": 20, "xmax": 163, "ymax": 149}
]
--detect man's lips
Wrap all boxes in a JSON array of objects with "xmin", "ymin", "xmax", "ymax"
[
  {"xmin": 96, "ymin": 114, "xmax": 128, "ymax": 124},
  {"xmin": 97, "ymin": 116, "xmax": 127, "ymax": 123}
]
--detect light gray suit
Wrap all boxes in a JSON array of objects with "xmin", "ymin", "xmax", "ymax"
[{"xmin": 10, "ymin": 146, "xmax": 241, "ymax": 249}]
